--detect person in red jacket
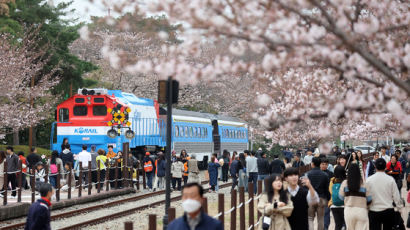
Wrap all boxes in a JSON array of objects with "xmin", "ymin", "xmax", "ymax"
[
  {"xmin": 18, "ymin": 152, "xmax": 29, "ymax": 190},
  {"xmin": 386, "ymin": 154, "xmax": 403, "ymax": 191}
]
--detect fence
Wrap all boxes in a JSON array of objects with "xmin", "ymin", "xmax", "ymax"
[
  {"xmin": 125, "ymin": 153, "xmax": 374, "ymax": 230},
  {"xmin": 1, "ymin": 143, "xmax": 152, "ymax": 206},
  {"xmin": 141, "ymin": 181, "xmax": 263, "ymax": 230}
]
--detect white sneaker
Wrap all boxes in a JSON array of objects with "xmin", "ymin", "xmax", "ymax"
[{"xmin": 10, "ymin": 195, "xmax": 16, "ymax": 199}]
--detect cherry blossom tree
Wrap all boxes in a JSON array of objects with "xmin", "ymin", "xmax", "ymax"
[
  {"xmin": 82, "ymin": 0, "xmax": 409, "ymax": 145},
  {"xmin": 71, "ymin": 29, "xmax": 257, "ymax": 120},
  {"xmin": 0, "ymin": 33, "xmax": 58, "ymax": 138}
]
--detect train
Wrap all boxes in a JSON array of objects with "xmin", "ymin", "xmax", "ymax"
[{"xmin": 50, "ymin": 88, "xmax": 249, "ymax": 168}]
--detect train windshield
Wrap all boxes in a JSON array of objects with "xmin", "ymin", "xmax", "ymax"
[
  {"xmin": 93, "ymin": 105, "xmax": 107, "ymax": 116},
  {"xmin": 59, "ymin": 108, "xmax": 69, "ymax": 122},
  {"xmin": 73, "ymin": 106, "xmax": 87, "ymax": 116}
]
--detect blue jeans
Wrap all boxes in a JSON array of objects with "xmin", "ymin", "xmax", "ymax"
[
  {"xmin": 49, "ymin": 176, "xmax": 57, "ymax": 188},
  {"xmin": 146, "ymin": 171, "xmax": 154, "ymax": 189},
  {"xmin": 248, "ymin": 172, "xmax": 258, "ymax": 194},
  {"xmin": 238, "ymin": 169, "xmax": 248, "ymax": 192},
  {"xmin": 258, "ymin": 174, "xmax": 268, "ymax": 181}
]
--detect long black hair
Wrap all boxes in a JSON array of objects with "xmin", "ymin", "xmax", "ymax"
[
  {"xmin": 333, "ymin": 165, "xmax": 346, "ymax": 183},
  {"xmin": 347, "ymin": 163, "xmax": 361, "ymax": 192},
  {"xmin": 239, "ymin": 153, "xmax": 246, "ymax": 167},
  {"xmin": 265, "ymin": 174, "xmax": 288, "ymax": 204},
  {"xmin": 51, "ymin": 150, "xmax": 59, "ymax": 165}
]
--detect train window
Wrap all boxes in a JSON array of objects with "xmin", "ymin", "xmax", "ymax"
[
  {"xmin": 93, "ymin": 105, "xmax": 107, "ymax": 116},
  {"xmin": 73, "ymin": 106, "xmax": 87, "ymax": 116},
  {"xmin": 230, "ymin": 130, "xmax": 233, "ymax": 138},
  {"xmin": 189, "ymin": 127, "xmax": 193, "ymax": 137},
  {"xmin": 180, "ymin": 126, "xmax": 184, "ymax": 137},
  {"xmin": 175, "ymin": 125, "xmax": 179, "ymax": 137},
  {"xmin": 205, "ymin": 128, "xmax": 208, "ymax": 137},
  {"xmin": 59, "ymin": 108, "xmax": 69, "ymax": 122},
  {"xmin": 184, "ymin": 126, "xmax": 188, "ymax": 137},
  {"xmin": 94, "ymin": 97, "xmax": 105, "ymax": 103},
  {"xmin": 193, "ymin": 127, "xmax": 197, "ymax": 137},
  {"xmin": 234, "ymin": 130, "xmax": 237, "ymax": 139},
  {"xmin": 198, "ymin": 127, "xmax": 201, "ymax": 138},
  {"xmin": 75, "ymin": 98, "xmax": 85, "ymax": 103}
]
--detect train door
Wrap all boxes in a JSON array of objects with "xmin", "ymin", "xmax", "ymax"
[{"xmin": 212, "ymin": 120, "xmax": 221, "ymax": 155}]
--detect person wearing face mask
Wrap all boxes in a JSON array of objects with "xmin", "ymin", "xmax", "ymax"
[{"xmin": 168, "ymin": 183, "xmax": 223, "ymax": 230}]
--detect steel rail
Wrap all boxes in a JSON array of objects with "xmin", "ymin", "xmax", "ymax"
[
  {"xmin": 0, "ymin": 181, "xmax": 230, "ymax": 230},
  {"xmin": 59, "ymin": 183, "xmax": 233, "ymax": 230}
]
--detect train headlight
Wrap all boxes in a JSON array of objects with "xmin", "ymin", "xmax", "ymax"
[
  {"xmin": 125, "ymin": 130, "xmax": 135, "ymax": 139},
  {"xmin": 107, "ymin": 128, "xmax": 117, "ymax": 138}
]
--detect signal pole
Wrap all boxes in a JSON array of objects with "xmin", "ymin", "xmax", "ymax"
[{"xmin": 163, "ymin": 76, "xmax": 172, "ymax": 230}]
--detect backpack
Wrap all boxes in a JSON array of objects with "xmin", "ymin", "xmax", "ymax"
[
  {"xmin": 50, "ymin": 164, "xmax": 58, "ymax": 174},
  {"xmin": 144, "ymin": 160, "xmax": 153, "ymax": 172},
  {"xmin": 332, "ymin": 183, "xmax": 344, "ymax": 206}
]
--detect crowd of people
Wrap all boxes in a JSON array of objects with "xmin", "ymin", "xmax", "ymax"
[
  {"xmin": 0, "ymin": 140, "xmax": 140, "ymax": 198},
  {"xmin": 2, "ymin": 142, "xmax": 410, "ymax": 230}
]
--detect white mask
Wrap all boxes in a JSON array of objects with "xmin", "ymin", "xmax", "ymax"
[{"xmin": 182, "ymin": 199, "xmax": 202, "ymax": 213}]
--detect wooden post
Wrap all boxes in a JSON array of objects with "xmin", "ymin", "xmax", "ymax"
[
  {"xmin": 231, "ymin": 190, "xmax": 237, "ymax": 230},
  {"xmin": 148, "ymin": 214, "xmax": 156, "ymax": 230},
  {"xmin": 136, "ymin": 168, "xmax": 140, "ymax": 190},
  {"xmin": 68, "ymin": 163, "xmax": 72, "ymax": 199},
  {"xmin": 78, "ymin": 162, "xmax": 83, "ymax": 197},
  {"xmin": 3, "ymin": 161, "xmax": 7, "ymax": 205},
  {"xmin": 88, "ymin": 161, "xmax": 92, "ymax": 195},
  {"xmin": 239, "ymin": 186, "xmax": 245, "ymax": 230},
  {"xmin": 218, "ymin": 193, "xmax": 224, "ymax": 225},
  {"xmin": 115, "ymin": 161, "xmax": 119, "ymax": 189},
  {"xmin": 143, "ymin": 170, "xmax": 146, "ymax": 189},
  {"xmin": 30, "ymin": 168, "xmax": 35, "ymax": 203},
  {"xmin": 123, "ymin": 143, "xmax": 129, "ymax": 188},
  {"xmin": 56, "ymin": 164, "xmax": 61, "ymax": 201},
  {"xmin": 248, "ymin": 182, "xmax": 254, "ymax": 229},
  {"xmin": 168, "ymin": 207, "xmax": 176, "ymax": 223},
  {"xmin": 17, "ymin": 161, "xmax": 22, "ymax": 202},
  {"xmin": 203, "ymin": 197, "xmax": 208, "ymax": 214},
  {"xmin": 257, "ymin": 180, "xmax": 262, "ymax": 220},
  {"xmin": 106, "ymin": 163, "xmax": 110, "ymax": 191},
  {"xmin": 124, "ymin": 222, "xmax": 133, "ymax": 230},
  {"xmin": 44, "ymin": 164, "xmax": 49, "ymax": 183},
  {"xmin": 97, "ymin": 160, "xmax": 101, "ymax": 193}
]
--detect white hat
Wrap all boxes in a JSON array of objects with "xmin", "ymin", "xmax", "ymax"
[{"xmin": 258, "ymin": 147, "xmax": 262, "ymax": 151}]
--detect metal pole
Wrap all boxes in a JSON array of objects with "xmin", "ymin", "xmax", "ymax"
[{"xmin": 163, "ymin": 76, "xmax": 172, "ymax": 230}]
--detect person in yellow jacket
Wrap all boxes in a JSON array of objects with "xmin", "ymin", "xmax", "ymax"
[{"xmin": 96, "ymin": 149, "xmax": 107, "ymax": 189}]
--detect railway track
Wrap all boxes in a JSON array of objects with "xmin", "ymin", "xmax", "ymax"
[{"xmin": 0, "ymin": 181, "xmax": 232, "ymax": 230}]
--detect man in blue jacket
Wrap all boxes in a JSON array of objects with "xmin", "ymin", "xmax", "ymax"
[
  {"xmin": 25, "ymin": 183, "xmax": 53, "ymax": 230},
  {"xmin": 168, "ymin": 183, "xmax": 223, "ymax": 230}
]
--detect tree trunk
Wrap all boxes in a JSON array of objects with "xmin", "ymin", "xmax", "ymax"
[
  {"xmin": 13, "ymin": 129, "xmax": 19, "ymax": 145},
  {"xmin": 32, "ymin": 127, "xmax": 37, "ymax": 147}
]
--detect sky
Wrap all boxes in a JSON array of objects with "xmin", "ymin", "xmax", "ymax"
[{"xmin": 53, "ymin": 0, "xmax": 139, "ymax": 22}]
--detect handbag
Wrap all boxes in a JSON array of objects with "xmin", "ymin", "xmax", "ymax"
[
  {"xmin": 392, "ymin": 210, "xmax": 405, "ymax": 230},
  {"xmin": 262, "ymin": 209, "xmax": 271, "ymax": 230}
]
